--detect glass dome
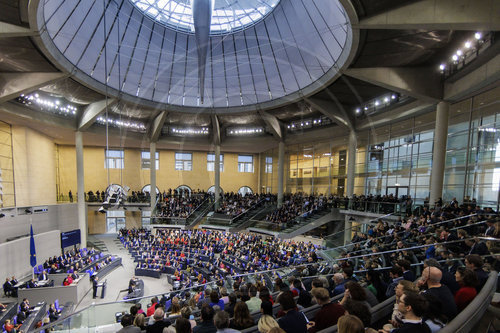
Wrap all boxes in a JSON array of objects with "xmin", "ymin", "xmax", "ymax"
[{"xmin": 129, "ymin": 0, "xmax": 280, "ymax": 35}]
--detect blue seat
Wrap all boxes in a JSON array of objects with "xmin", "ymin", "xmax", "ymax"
[
  {"xmin": 55, "ymin": 299, "xmax": 61, "ymax": 312},
  {"xmin": 34, "ymin": 267, "xmax": 39, "ymax": 274},
  {"xmin": 13, "ymin": 316, "xmax": 17, "ymax": 325}
]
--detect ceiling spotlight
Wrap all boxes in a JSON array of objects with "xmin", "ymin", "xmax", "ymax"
[
  {"xmin": 384, "ymin": 97, "xmax": 389, "ymax": 103},
  {"xmin": 355, "ymin": 108, "xmax": 360, "ymax": 114},
  {"xmin": 452, "ymin": 54, "xmax": 458, "ymax": 61},
  {"xmin": 464, "ymin": 41, "xmax": 471, "ymax": 49},
  {"xmin": 287, "ymin": 125, "xmax": 290, "ymax": 129},
  {"xmin": 364, "ymin": 106, "xmax": 368, "ymax": 111},
  {"xmin": 374, "ymin": 100, "xmax": 379, "ymax": 106},
  {"xmin": 391, "ymin": 94, "xmax": 397, "ymax": 100},
  {"xmin": 456, "ymin": 49, "xmax": 463, "ymax": 56},
  {"xmin": 474, "ymin": 32, "xmax": 481, "ymax": 40},
  {"xmin": 439, "ymin": 64, "xmax": 446, "ymax": 71}
]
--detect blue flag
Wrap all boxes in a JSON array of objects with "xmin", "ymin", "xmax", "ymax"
[{"xmin": 30, "ymin": 225, "xmax": 36, "ymax": 267}]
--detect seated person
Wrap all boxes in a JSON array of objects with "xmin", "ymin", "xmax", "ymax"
[
  {"xmin": 49, "ymin": 303, "xmax": 61, "ymax": 322},
  {"xmin": 63, "ymin": 274, "xmax": 74, "ymax": 286},
  {"xmin": 38, "ymin": 270, "xmax": 49, "ymax": 281},
  {"xmin": 27, "ymin": 278, "xmax": 38, "ymax": 288},
  {"xmin": 3, "ymin": 318, "xmax": 22, "ymax": 333}
]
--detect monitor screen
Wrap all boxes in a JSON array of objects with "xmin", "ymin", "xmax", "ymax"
[{"xmin": 61, "ymin": 229, "xmax": 81, "ymax": 248}]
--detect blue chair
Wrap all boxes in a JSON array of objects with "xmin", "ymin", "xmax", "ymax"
[
  {"xmin": 100, "ymin": 253, "xmax": 104, "ymax": 258},
  {"xmin": 55, "ymin": 299, "xmax": 61, "ymax": 312},
  {"xmin": 34, "ymin": 267, "xmax": 39, "ymax": 275}
]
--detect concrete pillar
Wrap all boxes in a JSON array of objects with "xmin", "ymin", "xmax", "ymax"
[
  {"xmin": 346, "ymin": 130, "xmax": 357, "ymax": 198},
  {"xmin": 429, "ymin": 101, "xmax": 450, "ymax": 207},
  {"xmin": 150, "ymin": 142, "xmax": 156, "ymax": 211},
  {"xmin": 277, "ymin": 141, "xmax": 285, "ymax": 207},
  {"xmin": 75, "ymin": 131, "xmax": 87, "ymax": 247},
  {"xmin": 344, "ymin": 216, "xmax": 352, "ymax": 245},
  {"xmin": 214, "ymin": 144, "xmax": 221, "ymax": 210}
]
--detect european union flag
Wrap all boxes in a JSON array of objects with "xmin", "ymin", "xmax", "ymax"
[{"xmin": 30, "ymin": 225, "xmax": 36, "ymax": 267}]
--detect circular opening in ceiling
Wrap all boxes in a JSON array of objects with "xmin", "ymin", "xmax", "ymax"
[{"xmin": 129, "ymin": 0, "xmax": 281, "ymax": 35}]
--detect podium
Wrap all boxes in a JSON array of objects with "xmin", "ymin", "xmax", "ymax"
[{"xmin": 101, "ymin": 280, "xmax": 107, "ymax": 299}]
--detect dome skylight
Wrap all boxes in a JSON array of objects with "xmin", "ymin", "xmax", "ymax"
[{"xmin": 129, "ymin": 0, "xmax": 280, "ymax": 35}]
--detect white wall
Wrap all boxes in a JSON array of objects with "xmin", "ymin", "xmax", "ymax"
[
  {"xmin": 0, "ymin": 230, "xmax": 61, "ymax": 283},
  {"xmin": 0, "ymin": 204, "xmax": 79, "ymax": 243}
]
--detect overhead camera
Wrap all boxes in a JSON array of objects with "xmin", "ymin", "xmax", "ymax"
[{"xmin": 98, "ymin": 185, "xmax": 130, "ymax": 213}]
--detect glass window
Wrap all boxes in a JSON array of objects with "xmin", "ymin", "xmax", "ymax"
[
  {"xmin": 265, "ymin": 156, "xmax": 273, "ymax": 173},
  {"xmin": 207, "ymin": 153, "xmax": 224, "ymax": 172},
  {"xmin": 238, "ymin": 155, "xmax": 254, "ymax": 173},
  {"xmin": 105, "ymin": 149, "xmax": 124, "ymax": 169},
  {"xmin": 141, "ymin": 151, "xmax": 159, "ymax": 169},
  {"xmin": 175, "ymin": 152, "xmax": 192, "ymax": 171}
]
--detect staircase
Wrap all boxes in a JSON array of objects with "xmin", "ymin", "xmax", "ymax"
[
  {"xmin": 229, "ymin": 202, "xmax": 275, "ymax": 232},
  {"xmin": 186, "ymin": 199, "xmax": 214, "ymax": 228}
]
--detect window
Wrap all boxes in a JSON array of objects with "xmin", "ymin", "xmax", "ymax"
[
  {"xmin": 207, "ymin": 153, "xmax": 224, "ymax": 171},
  {"xmin": 265, "ymin": 156, "xmax": 273, "ymax": 173},
  {"xmin": 238, "ymin": 155, "xmax": 254, "ymax": 173},
  {"xmin": 175, "ymin": 152, "xmax": 192, "ymax": 171},
  {"xmin": 141, "ymin": 151, "xmax": 159, "ymax": 169},
  {"xmin": 105, "ymin": 149, "xmax": 124, "ymax": 169}
]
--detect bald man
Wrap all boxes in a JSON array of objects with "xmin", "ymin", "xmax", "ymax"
[{"xmin": 420, "ymin": 266, "xmax": 457, "ymax": 320}]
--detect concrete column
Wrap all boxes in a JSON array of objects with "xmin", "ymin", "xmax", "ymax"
[
  {"xmin": 346, "ymin": 130, "xmax": 357, "ymax": 198},
  {"xmin": 214, "ymin": 144, "xmax": 221, "ymax": 210},
  {"xmin": 75, "ymin": 131, "xmax": 87, "ymax": 247},
  {"xmin": 150, "ymin": 142, "xmax": 156, "ymax": 211},
  {"xmin": 344, "ymin": 216, "xmax": 352, "ymax": 245},
  {"xmin": 277, "ymin": 141, "xmax": 285, "ymax": 207},
  {"xmin": 429, "ymin": 101, "xmax": 450, "ymax": 207}
]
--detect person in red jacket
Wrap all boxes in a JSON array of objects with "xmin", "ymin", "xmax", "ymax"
[
  {"xmin": 147, "ymin": 297, "xmax": 159, "ymax": 317},
  {"xmin": 63, "ymin": 274, "xmax": 73, "ymax": 286},
  {"xmin": 454, "ymin": 267, "xmax": 478, "ymax": 312}
]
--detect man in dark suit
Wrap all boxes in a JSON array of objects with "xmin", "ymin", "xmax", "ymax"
[
  {"xmin": 465, "ymin": 254, "xmax": 489, "ymax": 292},
  {"xmin": 398, "ymin": 259, "xmax": 415, "ymax": 282},
  {"xmin": 38, "ymin": 270, "xmax": 49, "ymax": 281},
  {"xmin": 466, "ymin": 238, "xmax": 489, "ymax": 256},
  {"xmin": 92, "ymin": 276, "xmax": 100, "ymax": 298}
]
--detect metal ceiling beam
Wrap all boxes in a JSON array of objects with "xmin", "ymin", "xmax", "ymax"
[
  {"xmin": 0, "ymin": 72, "xmax": 67, "ymax": 104},
  {"xmin": 444, "ymin": 53, "xmax": 500, "ymax": 102},
  {"xmin": 149, "ymin": 110, "xmax": 168, "ymax": 143},
  {"xmin": 305, "ymin": 96, "xmax": 354, "ymax": 131},
  {"xmin": 354, "ymin": 0, "xmax": 500, "ymax": 31},
  {"xmin": 193, "ymin": 0, "xmax": 212, "ymax": 104},
  {"xmin": 259, "ymin": 111, "xmax": 282, "ymax": 141},
  {"xmin": 78, "ymin": 98, "xmax": 117, "ymax": 131},
  {"xmin": 344, "ymin": 67, "xmax": 442, "ymax": 102},
  {"xmin": 0, "ymin": 21, "xmax": 35, "ymax": 37},
  {"xmin": 211, "ymin": 114, "xmax": 221, "ymax": 145},
  {"xmin": 356, "ymin": 100, "xmax": 435, "ymax": 131}
]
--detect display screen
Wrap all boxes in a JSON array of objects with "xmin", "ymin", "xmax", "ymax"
[{"xmin": 61, "ymin": 229, "xmax": 81, "ymax": 248}]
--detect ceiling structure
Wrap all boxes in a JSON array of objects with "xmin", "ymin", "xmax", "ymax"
[{"xmin": 0, "ymin": 0, "xmax": 498, "ymax": 153}]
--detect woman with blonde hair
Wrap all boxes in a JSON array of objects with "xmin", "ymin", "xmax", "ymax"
[
  {"xmin": 337, "ymin": 314, "xmax": 364, "ymax": 333},
  {"xmin": 133, "ymin": 313, "xmax": 147, "ymax": 330}
]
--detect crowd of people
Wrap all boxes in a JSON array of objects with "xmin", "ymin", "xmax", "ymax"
[
  {"xmin": 114, "ymin": 197, "xmax": 499, "ymax": 333},
  {"xmin": 121, "ymin": 228, "xmax": 322, "ymax": 286},
  {"xmin": 265, "ymin": 194, "xmax": 327, "ymax": 227},
  {"xmin": 157, "ymin": 196, "xmax": 206, "ymax": 218},
  {"xmin": 214, "ymin": 193, "xmax": 269, "ymax": 217}
]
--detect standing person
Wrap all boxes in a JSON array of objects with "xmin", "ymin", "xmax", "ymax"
[
  {"xmin": 69, "ymin": 190, "xmax": 73, "ymax": 202},
  {"xmin": 92, "ymin": 276, "xmax": 99, "ymax": 299}
]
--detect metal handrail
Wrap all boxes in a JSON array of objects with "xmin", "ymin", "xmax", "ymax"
[{"xmin": 229, "ymin": 198, "xmax": 267, "ymax": 224}]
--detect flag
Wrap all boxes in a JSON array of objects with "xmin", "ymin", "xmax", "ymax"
[{"xmin": 30, "ymin": 225, "xmax": 36, "ymax": 267}]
